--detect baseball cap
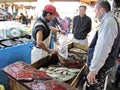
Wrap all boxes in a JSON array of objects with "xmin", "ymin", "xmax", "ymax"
[{"xmin": 44, "ymin": 4, "xmax": 58, "ymax": 16}]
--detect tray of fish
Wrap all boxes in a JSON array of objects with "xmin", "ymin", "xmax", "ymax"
[
  {"xmin": 4, "ymin": 61, "xmax": 79, "ymax": 90},
  {"xmin": 69, "ymin": 48, "xmax": 87, "ymax": 54},
  {"xmin": 39, "ymin": 66, "xmax": 81, "ymax": 82},
  {"xmin": 0, "ymin": 39, "xmax": 23, "ymax": 47},
  {"xmin": 0, "ymin": 44, "xmax": 5, "ymax": 48},
  {"xmin": 15, "ymin": 37, "xmax": 31, "ymax": 43},
  {"xmin": 30, "ymin": 54, "xmax": 86, "ymax": 88}
]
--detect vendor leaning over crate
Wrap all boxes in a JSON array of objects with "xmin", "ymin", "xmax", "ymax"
[
  {"xmin": 82, "ymin": 1, "xmax": 120, "ymax": 90},
  {"xmin": 31, "ymin": 4, "xmax": 66, "ymax": 63}
]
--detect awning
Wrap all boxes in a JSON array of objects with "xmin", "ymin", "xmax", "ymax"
[
  {"xmin": 50, "ymin": 0, "xmax": 79, "ymax": 2},
  {"xmin": 80, "ymin": 0, "xmax": 96, "ymax": 3},
  {"xmin": 50, "ymin": 0, "xmax": 96, "ymax": 2},
  {"xmin": 0, "ymin": 0, "xmax": 37, "ymax": 2}
]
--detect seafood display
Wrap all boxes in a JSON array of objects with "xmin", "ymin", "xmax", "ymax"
[
  {"xmin": 3, "ymin": 61, "xmax": 52, "ymax": 80},
  {"xmin": 69, "ymin": 48, "xmax": 87, "ymax": 54},
  {"xmin": 3, "ymin": 46, "xmax": 86, "ymax": 90},
  {"xmin": 24, "ymin": 80, "xmax": 78, "ymax": 90},
  {"xmin": 0, "ymin": 39, "xmax": 23, "ymax": 47},
  {"xmin": 39, "ymin": 66, "xmax": 81, "ymax": 82},
  {"xmin": 15, "ymin": 37, "xmax": 31, "ymax": 43},
  {"xmin": 69, "ymin": 48, "xmax": 87, "ymax": 61},
  {"xmin": 3, "ymin": 61, "xmax": 78, "ymax": 90},
  {"xmin": 0, "ymin": 44, "xmax": 5, "ymax": 48},
  {"xmin": 0, "ymin": 34, "xmax": 31, "ymax": 47},
  {"xmin": 58, "ymin": 48, "xmax": 87, "ymax": 68},
  {"xmin": 59, "ymin": 58, "xmax": 85, "ymax": 69}
]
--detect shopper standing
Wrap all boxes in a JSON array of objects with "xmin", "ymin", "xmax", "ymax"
[
  {"xmin": 72, "ymin": 5, "xmax": 91, "ymax": 50},
  {"xmin": 86, "ymin": 1, "xmax": 120, "ymax": 90},
  {"xmin": 31, "ymin": 4, "xmax": 65, "ymax": 63}
]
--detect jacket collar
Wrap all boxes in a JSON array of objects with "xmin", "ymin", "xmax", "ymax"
[
  {"xmin": 40, "ymin": 16, "xmax": 50, "ymax": 23},
  {"xmin": 100, "ymin": 11, "xmax": 114, "ymax": 22}
]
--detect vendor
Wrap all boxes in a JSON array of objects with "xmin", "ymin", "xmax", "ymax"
[{"xmin": 31, "ymin": 4, "xmax": 66, "ymax": 63}]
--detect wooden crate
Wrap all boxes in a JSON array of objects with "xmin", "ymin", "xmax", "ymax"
[
  {"xmin": 9, "ymin": 78, "xmax": 28, "ymax": 90},
  {"xmin": 72, "ymin": 43, "xmax": 88, "ymax": 52},
  {"xmin": 68, "ymin": 42, "xmax": 88, "ymax": 52},
  {"xmin": 4, "ymin": 61, "xmax": 81, "ymax": 90},
  {"xmin": 30, "ymin": 42, "xmax": 87, "ymax": 88},
  {"xmin": 5, "ymin": 42, "xmax": 86, "ymax": 90},
  {"xmin": 30, "ymin": 54, "xmax": 86, "ymax": 88}
]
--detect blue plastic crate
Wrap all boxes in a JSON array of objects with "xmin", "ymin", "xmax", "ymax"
[{"xmin": 0, "ymin": 41, "xmax": 33, "ymax": 89}]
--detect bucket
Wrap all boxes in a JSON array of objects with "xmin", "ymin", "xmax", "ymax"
[{"xmin": 0, "ymin": 85, "xmax": 5, "ymax": 90}]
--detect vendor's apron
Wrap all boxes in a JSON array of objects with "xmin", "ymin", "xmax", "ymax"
[{"xmin": 31, "ymin": 32, "xmax": 51, "ymax": 64}]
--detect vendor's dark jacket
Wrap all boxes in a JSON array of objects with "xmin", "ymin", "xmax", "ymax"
[
  {"xmin": 73, "ymin": 15, "xmax": 91, "ymax": 39},
  {"xmin": 32, "ymin": 17, "xmax": 51, "ymax": 45}
]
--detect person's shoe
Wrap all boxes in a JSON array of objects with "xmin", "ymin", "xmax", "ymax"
[{"xmin": 111, "ymin": 80, "xmax": 118, "ymax": 88}]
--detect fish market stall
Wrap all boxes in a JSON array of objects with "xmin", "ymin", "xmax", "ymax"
[
  {"xmin": 30, "ymin": 56, "xmax": 86, "ymax": 88},
  {"xmin": 3, "ymin": 61, "xmax": 79, "ymax": 90},
  {"xmin": 30, "ymin": 42, "xmax": 87, "ymax": 88},
  {"xmin": 3, "ymin": 42, "xmax": 87, "ymax": 90},
  {"xmin": 0, "ymin": 21, "xmax": 32, "ymax": 90}
]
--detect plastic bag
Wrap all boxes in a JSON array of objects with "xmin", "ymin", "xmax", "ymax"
[
  {"xmin": 60, "ymin": 19, "xmax": 69, "ymax": 32},
  {"xmin": 58, "ymin": 34, "xmax": 68, "ymax": 59}
]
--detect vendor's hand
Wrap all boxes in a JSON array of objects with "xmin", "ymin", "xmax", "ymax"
[
  {"xmin": 60, "ymin": 30, "xmax": 66, "ymax": 35},
  {"xmin": 50, "ymin": 49, "xmax": 58, "ymax": 55},
  {"xmin": 87, "ymin": 71, "xmax": 97, "ymax": 84}
]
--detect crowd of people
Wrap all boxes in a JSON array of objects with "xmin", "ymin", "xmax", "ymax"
[{"xmin": 0, "ymin": 10, "xmax": 33, "ymax": 25}]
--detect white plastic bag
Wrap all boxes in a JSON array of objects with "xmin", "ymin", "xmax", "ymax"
[{"xmin": 58, "ymin": 34, "xmax": 68, "ymax": 59}]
